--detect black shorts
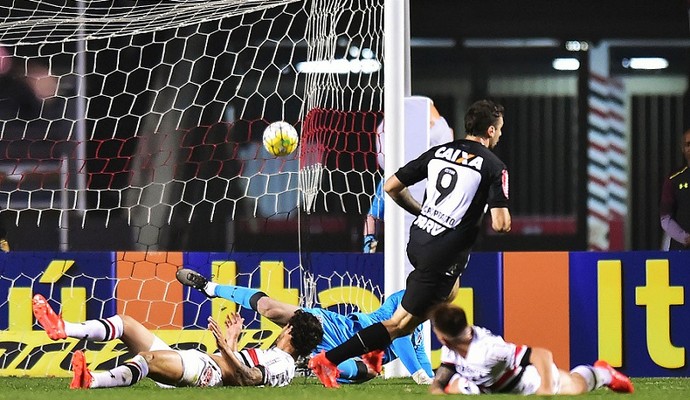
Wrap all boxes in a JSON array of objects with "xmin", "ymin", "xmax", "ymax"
[{"xmin": 401, "ymin": 243, "xmax": 470, "ymax": 317}]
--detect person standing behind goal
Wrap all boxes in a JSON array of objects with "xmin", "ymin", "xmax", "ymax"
[
  {"xmin": 660, "ymin": 128, "xmax": 690, "ymax": 250},
  {"xmin": 310, "ymin": 99, "xmax": 512, "ymax": 387},
  {"xmin": 363, "ymin": 96, "xmax": 454, "ymax": 253}
]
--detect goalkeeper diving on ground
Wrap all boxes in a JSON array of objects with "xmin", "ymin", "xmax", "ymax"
[{"xmin": 176, "ymin": 268, "xmax": 435, "ymax": 385}]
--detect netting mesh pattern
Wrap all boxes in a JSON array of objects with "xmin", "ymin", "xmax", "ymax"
[
  {"xmin": 0, "ymin": 0, "xmax": 384, "ymax": 250},
  {"xmin": 0, "ymin": 0, "xmax": 300, "ymax": 44},
  {"xmin": 0, "ymin": 1, "xmax": 311, "ymax": 228},
  {"xmin": 0, "ymin": 251, "xmax": 383, "ymax": 376}
]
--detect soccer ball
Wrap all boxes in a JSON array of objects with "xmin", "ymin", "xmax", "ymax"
[{"xmin": 263, "ymin": 121, "xmax": 299, "ymax": 157}]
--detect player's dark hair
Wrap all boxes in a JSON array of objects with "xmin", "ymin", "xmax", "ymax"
[
  {"xmin": 430, "ymin": 303, "xmax": 468, "ymax": 337},
  {"xmin": 464, "ymin": 99, "xmax": 504, "ymax": 137},
  {"xmin": 287, "ymin": 309, "xmax": 323, "ymax": 357}
]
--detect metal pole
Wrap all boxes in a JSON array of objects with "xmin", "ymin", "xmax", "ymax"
[
  {"xmin": 403, "ymin": 0, "xmax": 411, "ymax": 96},
  {"xmin": 76, "ymin": 1, "xmax": 88, "ymax": 226},
  {"xmin": 383, "ymin": 0, "xmax": 408, "ymax": 379}
]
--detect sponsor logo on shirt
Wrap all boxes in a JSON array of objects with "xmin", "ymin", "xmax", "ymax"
[
  {"xmin": 435, "ymin": 147, "xmax": 484, "ymax": 171},
  {"xmin": 413, "ymin": 215, "xmax": 447, "ymax": 236}
]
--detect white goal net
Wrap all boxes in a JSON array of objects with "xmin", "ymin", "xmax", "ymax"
[
  {"xmin": 0, "ymin": 0, "xmax": 384, "ymax": 252},
  {"xmin": 0, "ymin": 0, "xmax": 390, "ymax": 379}
]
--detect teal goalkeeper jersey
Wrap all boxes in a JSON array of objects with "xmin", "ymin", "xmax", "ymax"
[{"xmin": 305, "ymin": 290, "xmax": 433, "ymax": 377}]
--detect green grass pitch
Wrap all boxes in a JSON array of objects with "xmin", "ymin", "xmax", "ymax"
[{"xmin": 1, "ymin": 377, "xmax": 689, "ymax": 400}]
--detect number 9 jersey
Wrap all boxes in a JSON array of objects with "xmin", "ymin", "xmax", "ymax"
[{"xmin": 395, "ymin": 139, "xmax": 509, "ymax": 246}]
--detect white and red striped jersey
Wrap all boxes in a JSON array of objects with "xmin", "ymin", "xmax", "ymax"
[
  {"xmin": 440, "ymin": 326, "xmax": 531, "ymax": 393},
  {"xmin": 231, "ymin": 347, "xmax": 296, "ymax": 387}
]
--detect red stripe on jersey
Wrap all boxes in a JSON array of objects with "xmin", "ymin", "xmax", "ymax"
[
  {"xmin": 501, "ymin": 169, "xmax": 509, "ymax": 199},
  {"xmin": 489, "ymin": 345, "xmax": 527, "ymax": 392},
  {"xmin": 247, "ymin": 348, "xmax": 260, "ymax": 366},
  {"xmin": 489, "ymin": 367, "xmax": 517, "ymax": 391}
]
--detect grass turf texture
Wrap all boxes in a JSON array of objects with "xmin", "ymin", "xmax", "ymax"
[{"xmin": 0, "ymin": 377, "xmax": 689, "ymax": 400}]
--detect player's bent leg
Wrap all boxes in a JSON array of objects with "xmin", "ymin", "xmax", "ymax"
[
  {"xmin": 382, "ymin": 306, "xmax": 425, "ymax": 339},
  {"xmin": 142, "ymin": 350, "xmax": 187, "ymax": 387},
  {"xmin": 147, "ymin": 349, "xmax": 224, "ymax": 387},
  {"xmin": 255, "ymin": 296, "xmax": 300, "ymax": 326},
  {"xmin": 336, "ymin": 359, "xmax": 376, "ymax": 384},
  {"xmin": 119, "ymin": 315, "xmax": 159, "ymax": 353},
  {"xmin": 556, "ymin": 368, "xmax": 589, "ymax": 394},
  {"xmin": 87, "ymin": 354, "xmax": 150, "ymax": 388},
  {"xmin": 444, "ymin": 277, "xmax": 461, "ymax": 302}
]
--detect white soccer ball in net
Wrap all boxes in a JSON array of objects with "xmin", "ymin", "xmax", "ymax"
[{"xmin": 263, "ymin": 121, "xmax": 299, "ymax": 157}]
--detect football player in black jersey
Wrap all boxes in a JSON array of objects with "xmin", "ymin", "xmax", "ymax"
[{"xmin": 310, "ymin": 100, "xmax": 511, "ymax": 387}]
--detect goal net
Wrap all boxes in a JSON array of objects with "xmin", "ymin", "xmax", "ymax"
[
  {"xmin": 0, "ymin": 0, "xmax": 391, "ymax": 379},
  {"xmin": 0, "ymin": 0, "xmax": 384, "ymax": 252}
]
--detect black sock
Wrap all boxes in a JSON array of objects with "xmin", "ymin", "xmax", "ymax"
[
  {"xmin": 353, "ymin": 360, "xmax": 369, "ymax": 381},
  {"xmin": 325, "ymin": 322, "xmax": 391, "ymax": 365},
  {"xmin": 248, "ymin": 292, "xmax": 267, "ymax": 311}
]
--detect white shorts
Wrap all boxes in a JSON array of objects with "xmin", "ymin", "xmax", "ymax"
[
  {"xmin": 509, "ymin": 364, "xmax": 560, "ymax": 395},
  {"xmin": 176, "ymin": 349, "xmax": 224, "ymax": 387}
]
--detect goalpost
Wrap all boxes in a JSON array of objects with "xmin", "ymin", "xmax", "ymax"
[{"xmin": 0, "ymin": 0, "xmax": 419, "ymax": 379}]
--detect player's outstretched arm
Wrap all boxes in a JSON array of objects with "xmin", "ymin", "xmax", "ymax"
[
  {"xmin": 390, "ymin": 335, "xmax": 433, "ymax": 384},
  {"xmin": 529, "ymin": 347, "xmax": 556, "ymax": 395}
]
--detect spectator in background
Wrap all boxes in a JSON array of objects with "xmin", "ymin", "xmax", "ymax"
[
  {"xmin": 0, "ymin": 226, "xmax": 9, "ymax": 252},
  {"xmin": 363, "ymin": 96, "xmax": 453, "ymax": 252},
  {"xmin": 0, "ymin": 45, "xmax": 60, "ymax": 252},
  {"xmin": 0, "ymin": 45, "xmax": 16, "ymax": 252},
  {"xmin": 660, "ymin": 128, "xmax": 690, "ymax": 250}
]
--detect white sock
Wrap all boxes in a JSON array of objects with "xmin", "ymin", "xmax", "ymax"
[
  {"xmin": 204, "ymin": 282, "xmax": 218, "ymax": 297},
  {"xmin": 593, "ymin": 365, "xmax": 613, "ymax": 386},
  {"xmin": 570, "ymin": 365, "xmax": 596, "ymax": 391},
  {"xmin": 91, "ymin": 354, "xmax": 149, "ymax": 388},
  {"xmin": 65, "ymin": 315, "xmax": 124, "ymax": 341},
  {"xmin": 571, "ymin": 365, "xmax": 611, "ymax": 391}
]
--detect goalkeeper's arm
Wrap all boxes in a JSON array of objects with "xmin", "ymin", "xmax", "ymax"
[{"xmin": 390, "ymin": 335, "xmax": 434, "ymax": 384}]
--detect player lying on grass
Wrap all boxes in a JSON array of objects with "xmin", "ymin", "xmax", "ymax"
[
  {"xmin": 176, "ymin": 268, "xmax": 434, "ymax": 384},
  {"xmin": 31, "ymin": 293, "xmax": 322, "ymax": 389},
  {"xmin": 428, "ymin": 303, "xmax": 634, "ymax": 395}
]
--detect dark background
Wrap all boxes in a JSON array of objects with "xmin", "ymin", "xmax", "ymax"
[{"xmin": 410, "ymin": 0, "xmax": 688, "ymax": 41}]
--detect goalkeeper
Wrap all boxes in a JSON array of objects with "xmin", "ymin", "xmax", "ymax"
[
  {"xmin": 32, "ymin": 294, "xmax": 322, "ymax": 389},
  {"xmin": 177, "ymin": 268, "xmax": 434, "ymax": 385}
]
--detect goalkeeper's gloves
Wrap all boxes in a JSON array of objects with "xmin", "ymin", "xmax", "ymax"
[
  {"xmin": 363, "ymin": 234, "xmax": 378, "ymax": 253},
  {"xmin": 412, "ymin": 369, "xmax": 434, "ymax": 385}
]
